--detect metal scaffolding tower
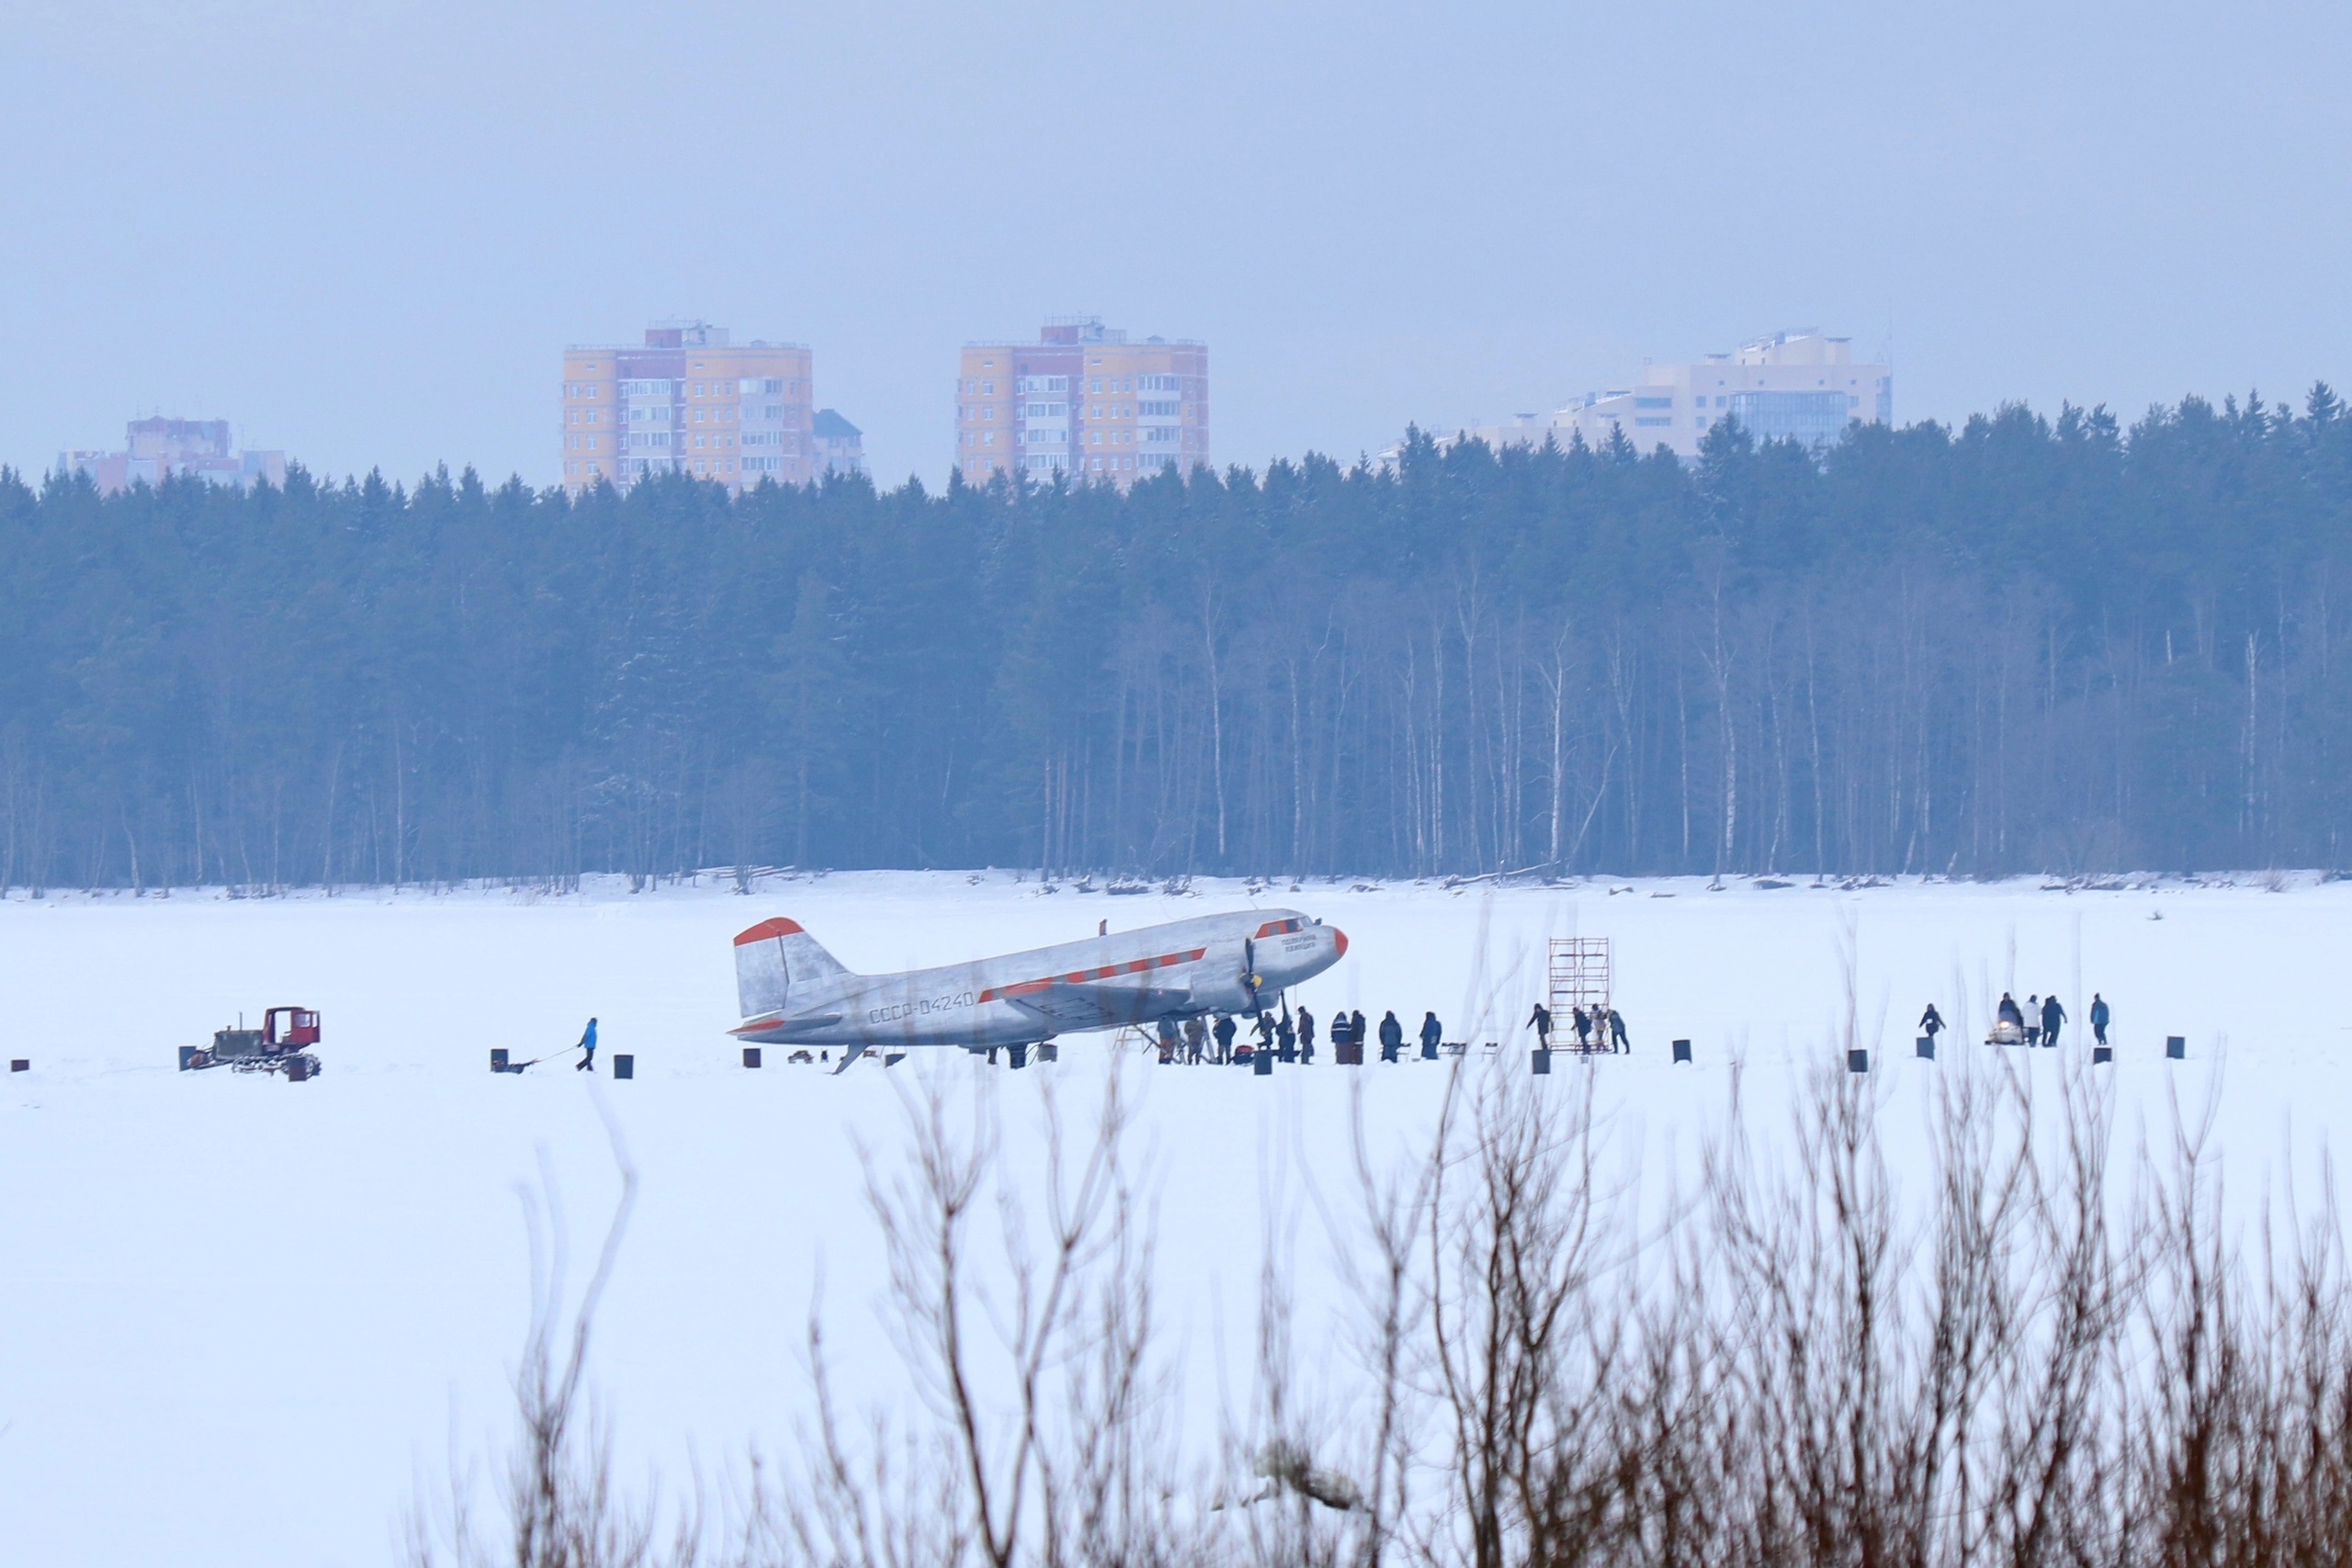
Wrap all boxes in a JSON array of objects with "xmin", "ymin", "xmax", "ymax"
[{"xmin": 1547, "ymin": 938, "xmax": 1612, "ymax": 1051}]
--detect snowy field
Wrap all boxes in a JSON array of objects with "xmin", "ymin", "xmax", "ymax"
[{"xmin": 3, "ymin": 869, "xmax": 2348, "ymax": 1566}]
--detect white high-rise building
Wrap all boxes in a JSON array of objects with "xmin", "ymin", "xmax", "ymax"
[{"xmin": 1466, "ymin": 330, "xmax": 1892, "ymax": 461}]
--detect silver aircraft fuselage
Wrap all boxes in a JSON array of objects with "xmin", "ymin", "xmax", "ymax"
[{"xmin": 729, "ymin": 908, "xmax": 1347, "ymax": 1053}]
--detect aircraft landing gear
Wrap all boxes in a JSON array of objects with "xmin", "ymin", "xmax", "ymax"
[{"xmin": 1009, "ymin": 1042, "xmax": 1030, "ymax": 1070}]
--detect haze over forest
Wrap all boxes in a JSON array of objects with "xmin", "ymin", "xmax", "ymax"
[{"xmin": 6, "ymin": 3, "xmax": 2351, "ymax": 486}]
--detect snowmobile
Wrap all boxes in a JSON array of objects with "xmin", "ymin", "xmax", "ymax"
[{"xmin": 181, "ymin": 1007, "xmax": 323, "ymax": 1081}]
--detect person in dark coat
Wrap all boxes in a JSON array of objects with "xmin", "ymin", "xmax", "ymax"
[
  {"xmin": 1213, "ymin": 1013, "xmax": 1237, "ymax": 1064},
  {"xmin": 1609, "ymin": 1008, "xmax": 1630, "ymax": 1053},
  {"xmin": 1297, "ymin": 1006, "xmax": 1317, "ymax": 1063},
  {"xmin": 1419, "ymin": 1011, "xmax": 1443, "ymax": 1060},
  {"xmin": 574, "ymin": 1017, "xmax": 599, "ymax": 1071},
  {"xmin": 1184, "ymin": 1015, "xmax": 1206, "ymax": 1064},
  {"xmin": 1378, "ymin": 1010, "xmax": 1404, "ymax": 1063},
  {"xmin": 1997, "ymin": 993, "xmax": 2025, "ymax": 1029},
  {"xmin": 1528, "ymin": 1002, "xmax": 1554, "ymax": 1049},
  {"xmin": 1351, "ymin": 1010, "xmax": 1368, "ymax": 1057},
  {"xmin": 1255, "ymin": 1012, "xmax": 1277, "ymax": 1053},
  {"xmin": 1571, "ymin": 1007, "xmax": 1593, "ymax": 1048},
  {"xmin": 1918, "ymin": 1003, "xmax": 1945, "ymax": 1042},
  {"xmin": 2041, "ymin": 994, "xmax": 2066, "ymax": 1049},
  {"xmin": 2090, "ymin": 994, "xmax": 2110, "ymax": 1045},
  {"xmin": 1277, "ymin": 1010, "xmax": 1297, "ymax": 1062}
]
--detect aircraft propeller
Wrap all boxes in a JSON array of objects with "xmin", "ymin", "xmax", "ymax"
[{"xmin": 1243, "ymin": 937, "xmax": 1264, "ymax": 1015}]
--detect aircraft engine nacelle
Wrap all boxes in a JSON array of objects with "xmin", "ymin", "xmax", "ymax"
[{"xmin": 1185, "ymin": 938, "xmax": 1262, "ymax": 1015}]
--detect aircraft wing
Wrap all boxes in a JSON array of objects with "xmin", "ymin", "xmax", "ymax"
[{"xmin": 992, "ymin": 978, "xmax": 1193, "ymax": 1033}]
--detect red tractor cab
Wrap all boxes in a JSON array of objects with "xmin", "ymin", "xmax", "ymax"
[{"xmin": 265, "ymin": 1007, "xmax": 322, "ymax": 1049}]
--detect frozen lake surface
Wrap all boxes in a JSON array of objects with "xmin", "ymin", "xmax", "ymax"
[{"xmin": 2, "ymin": 869, "xmax": 2346, "ymax": 1565}]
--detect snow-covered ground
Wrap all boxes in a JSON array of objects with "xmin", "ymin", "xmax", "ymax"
[{"xmin": 2, "ymin": 869, "xmax": 2346, "ymax": 1566}]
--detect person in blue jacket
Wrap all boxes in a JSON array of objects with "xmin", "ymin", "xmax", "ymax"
[
  {"xmin": 2090, "ymin": 994, "xmax": 2111, "ymax": 1045},
  {"xmin": 574, "ymin": 1017, "xmax": 599, "ymax": 1071},
  {"xmin": 1419, "ymin": 1011, "xmax": 1443, "ymax": 1060}
]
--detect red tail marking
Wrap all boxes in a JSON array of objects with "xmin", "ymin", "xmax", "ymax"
[{"xmin": 734, "ymin": 918, "xmax": 806, "ymax": 945}]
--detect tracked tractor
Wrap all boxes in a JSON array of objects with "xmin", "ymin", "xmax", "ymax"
[{"xmin": 180, "ymin": 1007, "xmax": 323, "ymax": 1081}]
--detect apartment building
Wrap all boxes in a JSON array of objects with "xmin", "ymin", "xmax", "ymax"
[
  {"xmin": 59, "ymin": 416, "xmax": 285, "ymax": 495},
  {"xmin": 812, "ymin": 410, "xmax": 865, "ymax": 479},
  {"xmin": 560, "ymin": 321, "xmax": 818, "ymax": 496},
  {"xmin": 1466, "ymin": 330, "xmax": 1892, "ymax": 461},
  {"xmin": 955, "ymin": 317, "xmax": 1209, "ymax": 488}
]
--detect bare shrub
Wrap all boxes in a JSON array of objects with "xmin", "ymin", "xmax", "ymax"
[
  {"xmin": 406, "ymin": 1099, "xmax": 697, "ymax": 1568},
  {"xmin": 748, "ymin": 1062, "xmax": 1195, "ymax": 1568},
  {"xmin": 422, "ymin": 1050, "xmax": 2352, "ymax": 1568}
]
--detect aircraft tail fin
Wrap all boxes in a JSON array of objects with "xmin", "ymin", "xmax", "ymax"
[{"xmin": 733, "ymin": 918, "xmax": 854, "ymax": 1019}]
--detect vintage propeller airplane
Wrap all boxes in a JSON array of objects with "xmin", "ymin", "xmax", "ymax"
[{"xmin": 729, "ymin": 908, "xmax": 1348, "ymax": 1072}]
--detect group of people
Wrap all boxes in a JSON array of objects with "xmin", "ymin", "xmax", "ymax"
[
  {"xmin": 1153, "ymin": 1005, "xmax": 1460, "ymax": 1065},
  {"xmin": 1918, "ymin": 991, "xmax": 2112, "ymax": 1048},
  {"xmin": 1159, "ymin": 1008, "xmax": 1311, "ymax": 1065},
  {"xmin": 1524, "ymin": 1000, "xmax": 1632, "ymax": 1054}
]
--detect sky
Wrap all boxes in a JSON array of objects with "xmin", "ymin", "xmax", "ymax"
[{"xmin": 4, "ymin": 1, "xmax": 2350, "ymax": 491}]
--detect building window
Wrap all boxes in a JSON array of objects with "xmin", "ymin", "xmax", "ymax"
[{"xmin": 1633, "ymin": 397, "xmax": 1674, "ymax": 410}]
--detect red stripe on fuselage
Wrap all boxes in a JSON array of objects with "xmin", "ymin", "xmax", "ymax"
[{"xmin": 979, "ymin": 946, "xmax": 1207, "ymax": 1004}]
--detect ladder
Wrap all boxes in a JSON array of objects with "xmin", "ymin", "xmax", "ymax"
[{"xmin": 1546, "ymin": 938, "xmax": 1612, "ymax": 1051}]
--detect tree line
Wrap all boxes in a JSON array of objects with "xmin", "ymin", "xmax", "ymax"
[{"xmin": 6, "ymin": 384, "xmax": 2352, "ymax": 889}]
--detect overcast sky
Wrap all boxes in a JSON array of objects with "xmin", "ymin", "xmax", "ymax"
[{"xmin": 5, "ymin": 1, "xmax": 2349, "ymax": 491}]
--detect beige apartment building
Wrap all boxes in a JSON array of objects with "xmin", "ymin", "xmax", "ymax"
[
  {"xmin": 560, "ymin": 321, "xmax": 817, "ymax": 497},
  {"xmin": 59, "ymin": 416, "xmax": 285, "ymax": 494},
  {"xmin": 956, "ymin": 317, "xmax": 1209, "ymax": 488},
  {"xmin": 1467, "ymin": 330, "xmax": 1892, "ymax": 461}
]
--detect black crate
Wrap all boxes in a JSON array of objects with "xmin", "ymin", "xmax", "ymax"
[
  {"xmin": 612, "ymin": 1054, "xmax": 635, "ymax": 1080},
  {"xmin": 742, "ymin": 1046, "xmax": 762, "ymax": 1069}
]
